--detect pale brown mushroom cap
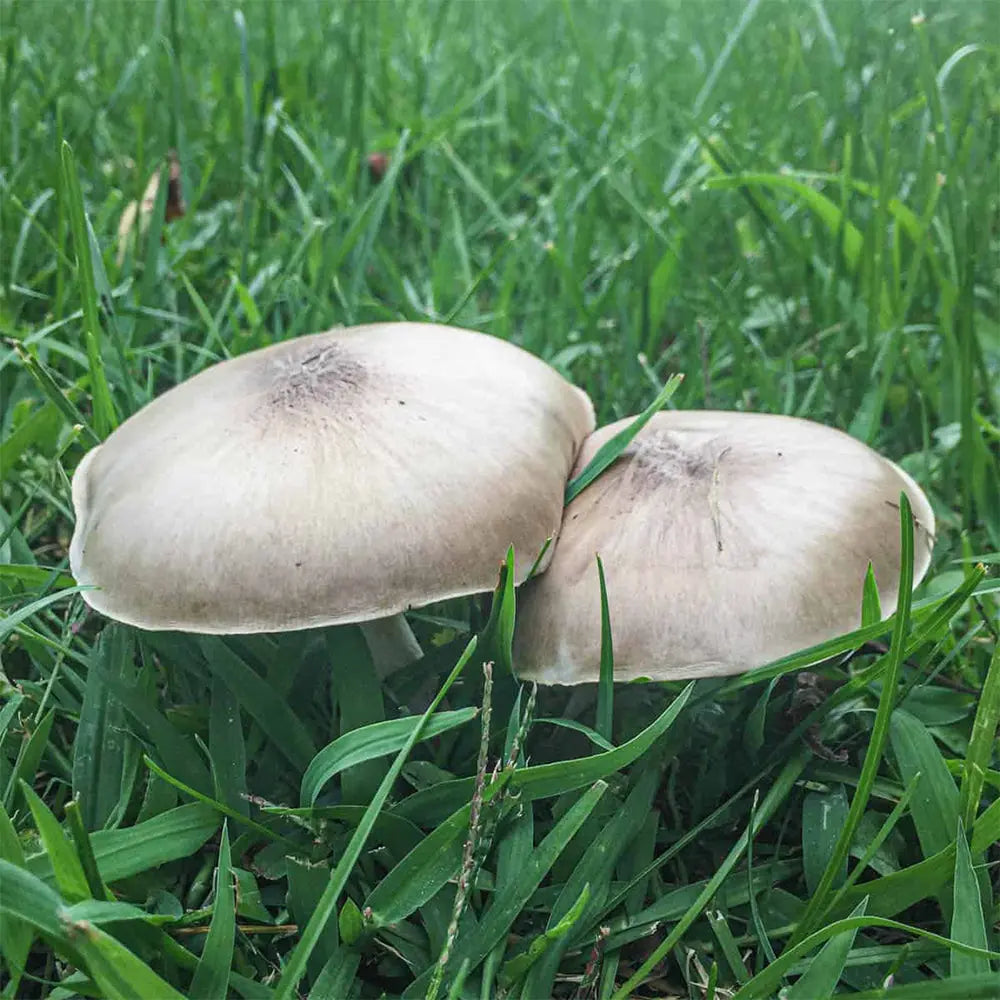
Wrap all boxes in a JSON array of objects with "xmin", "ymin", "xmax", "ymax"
[
  {"xmin": 70, "ymin": 323, "xmax": 595, "ymax": 632},
  {"xmin": 514, "ymin": 410, "xmax": 936, "ymax": 684}
]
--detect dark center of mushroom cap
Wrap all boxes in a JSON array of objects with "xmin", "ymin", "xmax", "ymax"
[
  {"xmin": 626, "ymin": 429, "xmax": 723, "ymax": 488},
  {"xmin": 260, "ymin": 342, "xmax": 369, "ymax": 418}
]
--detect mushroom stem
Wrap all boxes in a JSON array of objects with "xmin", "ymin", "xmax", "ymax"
[{"xmin": 361, "ymin": 614, "xmax": 424, "ymax": 679}]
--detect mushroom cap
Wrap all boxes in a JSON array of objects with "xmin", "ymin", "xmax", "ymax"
[
  {"xmin": 70, "ymin": 323, "xmax": 595, "ymax": 633},
  {"xmin": 513, "ymin": 410, "xmax": 935, "ymax": 684}
]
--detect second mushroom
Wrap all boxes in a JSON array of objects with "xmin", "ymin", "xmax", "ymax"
[{"xmin": 514, "ymin": 410, "xmax": 935, "ymax": 683}]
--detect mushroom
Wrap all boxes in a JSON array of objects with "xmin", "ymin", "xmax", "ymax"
[
  {"xmin": 69, "ymin": 322, "xmax": 595, "ymax": 671},
  {"xmin": 513, "ymin": 410, "xmax": 935, "ymax": 683}
]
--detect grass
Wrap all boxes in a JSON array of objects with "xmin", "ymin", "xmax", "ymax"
[{"xmin": 1, "ymin": 0, "xmax": 998, "ymax": 996}]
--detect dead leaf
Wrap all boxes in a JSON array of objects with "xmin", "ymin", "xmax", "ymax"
[{"xmin": 116, "ymin": 149, "xmax": 186, "ymax": 266}]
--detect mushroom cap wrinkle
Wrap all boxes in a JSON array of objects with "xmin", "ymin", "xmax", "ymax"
[
  {"xmin": 70, "ymin": 323, "xmax": 595, "ymax": 633},
  {"xmin": 513, "ymin": 410, "xmax": 935, "ymax": 684}
]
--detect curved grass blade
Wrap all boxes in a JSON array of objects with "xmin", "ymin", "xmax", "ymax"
[
  {"xmin": 565, "ymin": 373, "xmax": 683, "ymax": 503},
  {"xmin": 500, "ymin": 884, "xmax": 590, "ymax": 988},
  {"xmin": 845, "ymin": 975, "xmax": 1000, "ymax": 1000},
  {"xmin": 27, "ymin": 802, "xmax": 219, "ymax": 885},
  {"xmin": 364, "ymin": 770, "xmax": 513, "ymax": 928},
  {"xmin": 595, "ymin": 555, "xmax": 614, "ymax": 743},
  {"xmin": 787, "ymin": 493, "xmax": 915, "ymax": 947},
  {"xmin": 391, "ymin": 682, "xmax": 692, "ymax": 824},
  {"xmin": 534, "ymin": 718, "xmax": 614, "ymax": 752},
  {"xmin": 143, "ymin": 756, "xmax": 299, "ymax": 850},
  {"xmin": 722, "ymin": 562, "xmax": 985, "ymax": 695},
  {"xmin": 783, "ymin": 897, "xmax": 867, "ymax": 1000},
  {"xmin": 729, "ymin": 915, "xmax": 1000, "ymax": 1000},
  {"xmin": 0, "ymin": 860, "xmax": 185, "ymax": 1000},
  {"xmin": 301, "ymin": 707, "xmax": 477, "ymax": 807},
  {"xmin": 611, "ymin": 750, "xmax": 810, "ymax": 999},
  {"xmin": 272, "ymin": 636, "xmax": 478, "ymax": 1000},
  {"xmin": 0, "ymin": 587, "xmax": 91, "ymax": 644},
  {"xmin": 513, "ymin": 681, "xmax": 692, "ymax": 801}
]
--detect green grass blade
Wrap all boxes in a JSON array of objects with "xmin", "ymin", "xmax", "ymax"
[
  {"xmin": 11, "ymin": 781, "xmax": 91, "ymax": 903},
  {"xmin": 500, "ymin": 884, "xmax": 590, "ymax": 987},
  {"xmin": 534, "ymin": 717, "xmax": 614, "ymax": 752},
  {"xmin": 272, "ymin": 636, "xmax": 478, "ymax": 1000},
  {"xmin": 197, "ymin": 637, "xmax": 316, "ymax": 771},
  {"xmin": 423, "ymin": 781, "xmax": 608, "ymax": 994},
  {"xmin": 142, "ymin": 756, "xmax": 299, "ymax": 850},
  {"xmin": 861, "ymin": 563, "xmax": 882, "ymax": 626},
  {"xmin": 10, "ymin": 345, "xmax": 100, "ymax": 446},
  {"xmin": 783, "ymin": 897, "xmax": 868, "ymax": 1000},
  {"xmin": 479, "ymin": 545, "xmax": 517, "ymax": 674},
  {"xmin": 310, "ymin": 947, "xmax": 361, "ymax": 1000},
  {"xmin": 189, "ymin": 820, "xmax": 235, "ymax": 998},
  {"xmin": 209, "ymin": 674, "xmax": 248, "ymax": 818},
  {"xmin": 27, "ymin": 802, "xmax": 219, "ymax": 885},
  {"xmin": 72, "ymin": 626, "xmax": 133, "ymax": 830},
  {"xmin": 594, "ymin": 555, "xmax": 614, "ymax": 743},
  {"xmin": 0, "ymin": 587, "xmax": 91, "ymax": 645},
  {"xmin": 0, "ymin": 860, "xmax": 186, "ymax": 999},
  {"xmin": 889, "ymin": 708, "xmax": 961, "ymax": 859},
  {"xmin": 4, "ymin": 708, "xmax": 55, "ymax": 814},
  {"xmin": 496, "ymin": 545, "xmax": 517, "ymax": 676},
  {"xmin": 565, "ymin": 374, "xmax": 683, "ymax": 504},
  {"xmin": 611, "ymin": 750, "xmax": 810, "ymax": 999},
  {"xmin": 364, "ymin": 772, "xmax": 512, "ymax": 927},
  {"xmin": 950, "ymin": 819, "xmax": 990, "ymax": 978},
  {"xmin": 0, "ymin": 802, "xmax": 32, "ymax": 998},
  {"xmin": 391, "ymin": 683, "xmax": 691, "ymax": 824},
  {"xmin": 328, "ymin": 626, "xmax": 387, "ymax": 804},
  {"xmin": 960, "ymin": 638, "xmax": 1000, "ymax": 828},
  {"xmin": 731, "ymin": 916, "xmax": 999, "ymax": 1000},
  {"xmin": 21, "ymin": 764, "xmax": 90, "ymax": 902},
  {"xmin": 846, "ymin": 976, "xmax": 1000, "ymax": 1000},
  {"xmin": 788, "ymin": 494, "xmax": 916, "ymax": 945},
  {"xmin": 802, "ymin": 784, "xmax": 850, "ymax": 896},
  {"xmin": 513, "ymin": 681, "xmax": 692, "ymax": 802},
  {"xmin": 302, "ymin": 707, "xmax": 477, "ymax": 806},
  {"xmin": 64, "ymin": 800, "xmax": 112, "ymax": 901},
  {"xmin": 59, "ymin": 141, "xmax": 116, "ymax": 437},
  {"xmin": 59, "ymin": 899, "xmax": 168, "ymax": 926}
]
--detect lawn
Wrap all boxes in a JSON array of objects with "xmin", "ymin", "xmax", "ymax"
[{"xmin": 1, "ymin": 0, "xmax": 998, "ymax": 997}]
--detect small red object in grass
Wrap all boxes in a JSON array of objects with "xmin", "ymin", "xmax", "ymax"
[{"xmin": 367, "ymin": 152, "xmax": 389, "ymax": 182}]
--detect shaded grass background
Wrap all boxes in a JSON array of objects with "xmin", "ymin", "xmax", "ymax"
[{"xmin": 1, "ymin": 0, "xmax": 998, "ymax": 997}]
